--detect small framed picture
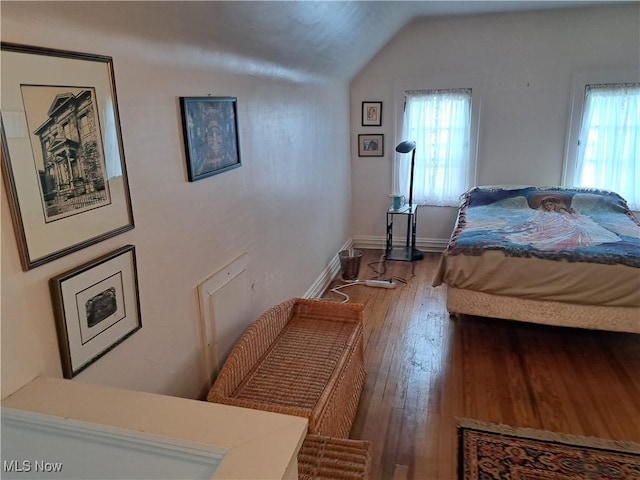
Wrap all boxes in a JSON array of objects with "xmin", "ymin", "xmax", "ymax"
[
  {"xmin": 180, "ymin": 96, "xmax": 241, "ymax": 182},
  {"xmin": 50, "ymin": 245, "xmax": 142, "ymax": 378},
  {"xmin": 361, "ymin": 101, "xmax": 382, "ymax": 126},
  {"xmin": 358, "ymin": 134, "xmax": 384, "ymax": 157}
]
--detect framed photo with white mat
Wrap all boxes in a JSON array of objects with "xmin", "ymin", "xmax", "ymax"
[{"xmin": 50, "ymin": 245, "xmax": 141, "ymax": 378}]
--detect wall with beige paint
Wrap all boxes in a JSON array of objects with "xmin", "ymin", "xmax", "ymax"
[
  {"xmin": 1, "ymin": 5, "xmax": 352, "ymax": 398},
  {"xmin": 350, "ymin": 5, "xmax": 640, "ymax": 248}
]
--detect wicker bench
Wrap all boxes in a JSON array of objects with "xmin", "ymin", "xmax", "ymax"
[{"xmin": 206, "ymin": 298, "xmax": 366, "ymax": 438}]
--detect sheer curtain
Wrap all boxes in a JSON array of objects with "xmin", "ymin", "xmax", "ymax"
[
  {"xmin": 397, "ymin": 90, "xmax": 471, "ymax": 207},
  {"xmin": 575, "ymin": 84, "xmax": 640, "ymax": 210}
]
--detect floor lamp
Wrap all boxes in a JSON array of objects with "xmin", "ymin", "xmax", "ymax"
[{"xmin": 395, "ymin": 140, "xmax": 423, "ymax": 260}]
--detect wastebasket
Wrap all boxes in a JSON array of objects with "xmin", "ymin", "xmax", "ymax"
[{"xmin": 338, "ymin": 249, "xmax": 363, "ymax": 281}]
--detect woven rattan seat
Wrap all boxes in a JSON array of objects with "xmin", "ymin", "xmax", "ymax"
[
  {"xmin": 298, "ymin": 434, "xmax": 371, "ymax": 480},
  {"xmin": 207, "ymin": 298, "xmax": 366, "ymax": 438}
]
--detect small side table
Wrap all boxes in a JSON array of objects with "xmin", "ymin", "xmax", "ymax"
[{"xmin": 385, "ymin": 204, "xmax": 424, "ymax": 261}]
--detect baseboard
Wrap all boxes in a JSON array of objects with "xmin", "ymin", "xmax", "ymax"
[
  {"xmin": 303, "ymin": 238, "xmax": 354, "ymax": 299},
  {"xmin": 351, "ymin": 235, "xmax": 382, "ymax": 250},
  {"xmin": 352, "ymin": 235, "xmax": 448, "ymax": 252}
]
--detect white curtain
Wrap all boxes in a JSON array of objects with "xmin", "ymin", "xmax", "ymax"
[
  {"xmin": 397, "ymin": 90, "xmax": 471, "ymax": 207},
  {"xmin": 576, "ymin": 85, "xmax": 640, "ymax": 210}
]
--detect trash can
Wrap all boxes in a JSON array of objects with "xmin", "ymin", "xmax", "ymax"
[{"xmin": 338, "ymin": 249, "xmax": 363, "ymax": 281}]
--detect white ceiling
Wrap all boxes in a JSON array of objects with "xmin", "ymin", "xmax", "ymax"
[{"xmin": 3, "ymin": 1, "xmax": 623, "ymax": 81}]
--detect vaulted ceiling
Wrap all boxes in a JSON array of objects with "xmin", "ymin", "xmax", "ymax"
[{"xmin": 2, "ymin": 1, "xmax": 620, "ymax": 81}]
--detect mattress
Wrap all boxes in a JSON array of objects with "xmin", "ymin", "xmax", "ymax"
[{"xmin": 432, "ymin": 186, "xmax": 640, "ymax": 308}]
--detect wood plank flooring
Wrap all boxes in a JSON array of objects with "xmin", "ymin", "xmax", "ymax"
[{"xmin": 322, "ymin": 249, "xmax": 640, "ymax": 480}]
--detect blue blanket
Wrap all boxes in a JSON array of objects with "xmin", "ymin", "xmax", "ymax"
[{"xmin": 448, "ymin": 186, "xmax": 640, "ymax": 268}]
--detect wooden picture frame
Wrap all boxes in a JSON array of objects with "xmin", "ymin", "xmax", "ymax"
[
  {"xmin": 361, "ymin": 101, "xmax": 382, "ymax": 126},
  {"xmin": 180, "ymin": 97, "xmax": 241, "ymax": 182},
  {"xmin": 0, "ymin": 43, "xmax": 134, "ymax": 270},
  {"xmin": 358, "ymin": 134, "xmax": 384, "ymax": 157},
  {"xmin": 50, "ymin": 245, "xmax": 142, "ymax": 378}
]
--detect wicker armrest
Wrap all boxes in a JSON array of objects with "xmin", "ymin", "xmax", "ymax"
[
  {"xmin": 298, "ymin": 434, "xmax": 372, "ymax": 479},
  {"xmin": 293, "ymin": 298, "xmax": 364, "ymax": 324},
  {"xmin": 206, "ymin": 395, "xmax": 314, "ymax": 420}
]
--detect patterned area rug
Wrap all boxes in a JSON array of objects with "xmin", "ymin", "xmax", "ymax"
[{"xmin": 458, "ymin": 420, "xmax": 640, "ymax": 480}]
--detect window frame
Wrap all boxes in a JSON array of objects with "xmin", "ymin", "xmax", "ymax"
[
  {"xmin": 561, "ymin": 68, "xmax": 640, "ymax": 189},
  {"xmin": 393, "ymin": 74, "xmax": 483, "ymax": 206}
]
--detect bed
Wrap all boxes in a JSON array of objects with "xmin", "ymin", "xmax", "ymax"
[{"xmin": 432, "ymin": 186, "xmax": 640, "ymax": 333}]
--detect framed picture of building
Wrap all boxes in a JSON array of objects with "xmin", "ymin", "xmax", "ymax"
[
  {"xmin": 180, "ymin": 97, "xmax": 241, "ymax": 182},
  {"xmin": 50, "ymin": 245, "xmax": 141, "ymax": 378},
  {"xmin": 0, "ymin": 43, "xmax": 134, "ymax": 270}
]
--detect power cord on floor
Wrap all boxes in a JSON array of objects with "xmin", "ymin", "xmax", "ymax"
[
  {"xmin": 325, "ymin": 278, "xmax": 399, "ymax": 303},
  {"xmin": 316, "ymin": 252, "xmax": 409, "ymax": 303}
]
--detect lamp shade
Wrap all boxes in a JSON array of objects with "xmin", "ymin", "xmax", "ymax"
[{"xmin": 395, "ymin": 141, "xmax": 416, "ymax": 154}]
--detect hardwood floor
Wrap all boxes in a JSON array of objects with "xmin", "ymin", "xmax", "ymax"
[{"xmin": 322, "ymin": 249, "xmax": 640, "ymax": 480}]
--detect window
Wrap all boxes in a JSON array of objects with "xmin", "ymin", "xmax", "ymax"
[
  {"xmin": 62, "ymin": 121, "xmax": 71, "ymax": 139},
  {"xmin": 79, "ymin": 114, "xmax": 90, "ymax": 138},
  {"xmin": 397, "ymin": 89, "xmax": 473, "ymax": 207},
  {"xmin": 570, "ymin": 84, "xmax": 639, "ymax": 210}
]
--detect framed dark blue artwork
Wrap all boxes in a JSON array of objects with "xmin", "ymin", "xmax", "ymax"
[{"xmin": 180, "ymin": 96, "xmax": 241, "ymax": 182}]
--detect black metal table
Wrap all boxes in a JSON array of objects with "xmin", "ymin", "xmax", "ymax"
[{"xmin": 385, "ymin": 204, "xmax": 423, "ymax": 261}]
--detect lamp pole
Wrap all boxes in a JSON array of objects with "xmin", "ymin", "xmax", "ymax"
[{"xmin": 408, "ymin": 148, "xmax": 416, "ymax": 207}]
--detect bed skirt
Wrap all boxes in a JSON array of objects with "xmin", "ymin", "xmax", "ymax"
[{"xmin": 447, "ymin": 287, "xmax": 640, "ymax": 334}]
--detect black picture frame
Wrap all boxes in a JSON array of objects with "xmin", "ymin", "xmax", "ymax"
[
  {"xmin": 358, "ymin": 134, "xmax": 384, "ymax": 157},
  {"xmin": 49, "ymin": 245, "xmax": 142, "ymax": 378},
  {"xmin": 361, "ymin": 101, "xmax": 382, "ymax": 126},
  {"xmin": 0, "ymin": 42, "xmax": 134, "ymax": 270},
  {"xmin": 180, "ymin": 97, "xmax": 241, "ymax": 182}
]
